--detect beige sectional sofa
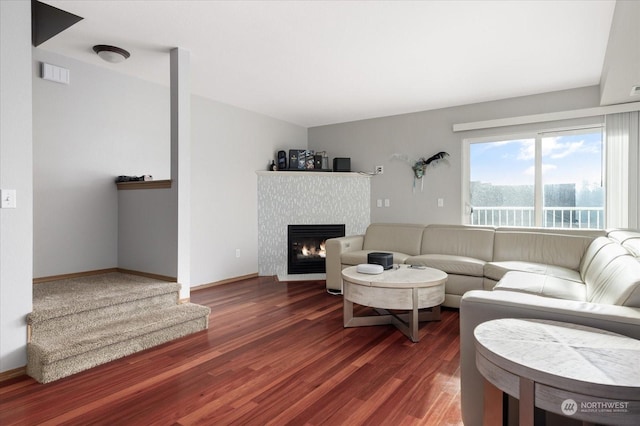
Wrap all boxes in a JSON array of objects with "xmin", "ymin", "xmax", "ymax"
[
  {"xmin": 325, "ymin": 223, "xmax": 640, "ymax": 425},
  {"xmin": 326, "ymin": 223, "xmax": 605, "ymax": 307}
]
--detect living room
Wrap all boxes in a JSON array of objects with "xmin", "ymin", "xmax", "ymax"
[{"xmin": 1, "ymin": 1, "xmax": 639, "ymax": 423}]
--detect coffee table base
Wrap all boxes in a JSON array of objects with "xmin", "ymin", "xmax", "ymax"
[{"xmin": 343, "ymin": 298, "xmax": 441, "ymax": 342}]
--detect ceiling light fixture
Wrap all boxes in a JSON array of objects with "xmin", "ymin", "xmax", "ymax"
[
  {"xmin": 93, "ymin": 44, "xmax": 130, "ymax": 63},
  {"xmin": 631, "ymin": 85, "xmax": 640, "ymax": 97}
]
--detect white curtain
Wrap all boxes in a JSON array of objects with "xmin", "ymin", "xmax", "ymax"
[
  {"xmin": 631, "ymin": 112, "xmax": 640, "ymax": 229},
  {"xmin": 606, "ymin": 112, "xmax": 640, "ymax": 229}
]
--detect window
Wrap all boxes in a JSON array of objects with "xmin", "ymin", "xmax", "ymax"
[{"xmin": 464, "ymin": 126, "xmax": 605, "ymax": 229}]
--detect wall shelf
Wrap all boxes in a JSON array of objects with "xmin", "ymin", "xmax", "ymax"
[
  {"xmin": 255, "ymin": 171, "xmax": 371, "ymax": 178},
  {"xmin": 116, "ymin": 179, "xmax": 172, "ymax": 190}
]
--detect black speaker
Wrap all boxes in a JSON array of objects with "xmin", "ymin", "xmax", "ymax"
[
  {"xmin": 333, "ymin": 157, "xmax": 351, "ymax": 172},
  {"xmin": 368, "ymin": 252, "xmax": 393, "ymax": 270},
  {"xmin": 277, "ymin": 150, "xmax": 287, "ymax": 170}
]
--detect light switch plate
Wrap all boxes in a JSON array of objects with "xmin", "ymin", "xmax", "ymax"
[{"xmin": 42, "ymin": 63, "xmax": 70, "ymax": 85}]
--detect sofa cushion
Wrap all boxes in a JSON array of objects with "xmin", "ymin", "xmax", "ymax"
[
  {"xmin": 587, "ymin": 254, "xmax": 640, "ymax": 307},
  {"xmin": 341, "ymin": 250, "xmax": 412, "ymax": 266},
  {"xmin": 406, "ymin": 254, "xmax": 485, "ymax": 276},
  {"xmin": 579, "ymin": 236, "xmax": 617, "ymax": 278},
  {"xmin": 608, "ymin": 229, "xmax": 640, "ymax": 243},
  {"xmin": 443, "ymin": 275, "xmax": 485, "ymax": 308},
  {"xmin": 493, "ymin": 231, "xmax": 593, "ymax": 270},
  {"xmin": 494, "ymin": 271, "xmax": 586, "ymax": 301},
  {"xmin": 581, "ymin": 238, "xmax": 629, "ymax": 285},
  {"xmin": 608, "ymin": 229, "xmax": 640, "ymax": 257},
  {"xmin": 361, "ymin": 223, "xmax": 425, "ymax": 256},
  {"xmin": 623, "ymin": 239, "xmax": 640, "ymax": 258},
  {"xmin": 421, "ymin": 225, "xmax": 495, "ymax": 262},
  {"xmin": 484, "ymin": 261, "xmax": 582, "ymax": 283}
]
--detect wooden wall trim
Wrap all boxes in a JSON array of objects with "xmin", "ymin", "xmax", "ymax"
[
  {"xmin": 192, "ymin": 273, "xmax": 259, "ymax": 291},
  {"xmin": 33, "ymin": 268, "xmax": 119, "ymax": 284},
  {"xmin": 34, "ymin": 268, "xmax": 258, "ymax": 291},
  {"xmin": 33, "ymin": 268, "xmax": 176, "ymax": 284},
  {"xmin": 116, "ymin": 179, "xmax": 172, "ymax": 190},
  {"xmin": 116, "ymin": 268, "xmax": 176, "ymax": 282},
  {"xmin": 0, "ymin": 366, "xmax": 26, "ymax": 382}
]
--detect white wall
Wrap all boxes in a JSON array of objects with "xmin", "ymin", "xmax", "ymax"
[
  {"xmin": 33, "ymin": 46, "xmax": 306, "ymax": 288},
  {"xmin": 0, "ymin": 0, "xmax": 33, "ymax": 373},
  {"xmin": 118, "ymin": 187, "xmax": 177, "ymax": 278},
  {"xmin": 32, "ymin": 49, "xmax": 170, "ymax": 278},
  {"xmin": 308, "ymin": 86, "xmax": 602, "ymax": 225},
  {"xmin": 190, "ymin": 95, "xmax": 307, "ymax": 286}
]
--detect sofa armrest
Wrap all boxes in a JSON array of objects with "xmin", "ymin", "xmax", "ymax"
[
  {"xmin": 459, "ymin": 290, "xmax": 640, "ymax": 426},
  {"xmin": 325, "ymin": 235, "xmax": 364, "ymax": 293}
]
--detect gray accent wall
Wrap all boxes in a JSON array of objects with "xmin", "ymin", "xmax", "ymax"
[
  {"xmin": 600, "ymin": 1, "xmax": 640, "ymax": 106},
  {"xmin": 308, "ymin": 86, "xmax": 602, "ymax": 225}
]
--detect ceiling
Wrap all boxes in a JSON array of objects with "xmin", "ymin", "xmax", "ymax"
[{"xmin": 39, "ymin": 1, "xmax": 618, "ymax": 128}]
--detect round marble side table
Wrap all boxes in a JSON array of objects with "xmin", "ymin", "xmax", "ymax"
[{"xmin": 474, "ymin": 318, "xmax": 640, "ymax": 426}]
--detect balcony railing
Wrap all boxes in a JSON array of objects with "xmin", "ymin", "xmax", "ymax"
[{"xmin": 470, "ymin": 206, "xmax": 605, "ymax": 229}]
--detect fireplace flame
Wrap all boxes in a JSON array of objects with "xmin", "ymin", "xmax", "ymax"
[{"xmin": 300, "ymin": 240, "xmax": 327, "ymax": 258}]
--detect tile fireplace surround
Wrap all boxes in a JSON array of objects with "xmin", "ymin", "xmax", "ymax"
[{"xmin": 256, "ymin": 171, "xmax": 371, "ymax": 279}]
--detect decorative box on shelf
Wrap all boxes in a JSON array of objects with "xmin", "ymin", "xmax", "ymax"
[{"xmin": 286, "ymin": 149, "xmax": 334, "ymax": 171}]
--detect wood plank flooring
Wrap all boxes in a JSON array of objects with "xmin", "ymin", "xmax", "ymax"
[{"xmin": 0, "ymin": 276, "xmax": 462, "ymax": 425}]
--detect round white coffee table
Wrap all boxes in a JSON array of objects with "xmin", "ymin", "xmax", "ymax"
[
  {"xmin": 474, "ymin": 318, "xmax": 640, "ymax": 426},
  {"xmin": 341, "ymin": 264, "xmax": 447, "ymax": 342}
]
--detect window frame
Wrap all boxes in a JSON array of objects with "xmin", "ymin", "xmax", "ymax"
[{"xmin": 462, "ymin": 124, "xmax": 606, "ymax": 228}]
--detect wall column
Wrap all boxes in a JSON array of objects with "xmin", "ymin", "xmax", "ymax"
[{"xmin": 171, "ymin": 48, "xmax": 191, "ymax": 300}]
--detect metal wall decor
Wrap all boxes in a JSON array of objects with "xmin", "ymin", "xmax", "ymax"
[{"xmin": 392, "ymin": 151, "xmax": 450, "ymax": 192}]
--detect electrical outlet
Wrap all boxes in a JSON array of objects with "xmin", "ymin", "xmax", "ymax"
[
  {"xmin": 0, "ymin": 189, "xmax": 16, "ymax": 209},
  {"xmin": 375, "ymin": 165, "xmax": 384, "ymax": 174}
]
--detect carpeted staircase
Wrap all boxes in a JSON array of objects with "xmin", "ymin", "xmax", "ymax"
[{"xmin": 27, "ymin": 272, "xmax": 210, "ymax": 383}]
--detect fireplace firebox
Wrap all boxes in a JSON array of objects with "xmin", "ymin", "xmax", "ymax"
[{"xmin": 288, "ymin": 224, "xmax": 345, "ymax": 274}]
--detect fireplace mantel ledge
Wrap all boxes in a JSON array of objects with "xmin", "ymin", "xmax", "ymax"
[{"xmin": 256, "ymin": 171, "xmax": 371, "ymax": 178}]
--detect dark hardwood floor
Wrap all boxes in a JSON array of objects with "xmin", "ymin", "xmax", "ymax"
[{"xmin": 0, "ymin": 276, "xmax": 462, "ymax": 425}]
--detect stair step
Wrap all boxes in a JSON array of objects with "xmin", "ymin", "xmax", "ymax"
[
  {"xmin": 30, "ymin": 303, "xmax": 210, "ymax": 364},
  {"xmin": 27, "ymin": 303, "xmax": 210, "ymax": 383},
  {"xmin": 29, "ymin": 272, "xmax": 181, "ymax": 325},
  {"xmin": 30, "ymin": 292, "xmax": 179, "ymax": 335}
]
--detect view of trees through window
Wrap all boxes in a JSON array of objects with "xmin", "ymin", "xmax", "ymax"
[{"xmin": 468, "ymin": 127, "xmax": 605, "ymax": 229}]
